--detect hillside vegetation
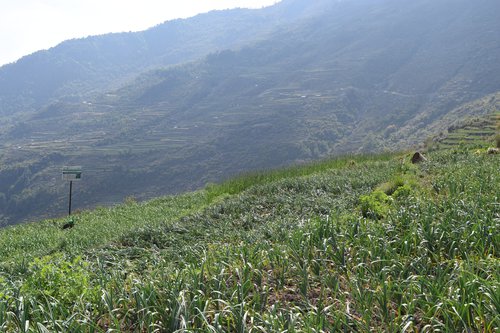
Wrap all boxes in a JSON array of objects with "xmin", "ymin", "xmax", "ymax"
[
  {"xmin": 0, "ymin": 0, "xmax": 329, "ymax": 116},
  {"xmin": 0, "ymin": 141, "xmax": 498, "ymax": 331},
  {"xmin": 1, "ymin": 0, "xmax": 500, "ymax": 226}
]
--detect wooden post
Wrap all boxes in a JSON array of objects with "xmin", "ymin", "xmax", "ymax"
[{"xmin": 68, "ymin": 180, "xmax": 73, "ymax": 216}]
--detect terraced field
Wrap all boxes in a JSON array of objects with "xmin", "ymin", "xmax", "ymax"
[
  {"xmin": 430, "ymin": 111, "xmax": 499, "ymax": 150},
  {"xmin": 0, "ymin": 142, "xmax": 498, "ymax": 331}
]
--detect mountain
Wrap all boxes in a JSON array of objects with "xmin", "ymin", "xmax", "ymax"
[
  {"xmin": 0, "ymin": 0, "xmax": 330, "ymax": 116},
  {"xmin": 1, "ymin": 0, "xmax": 499, "ymax": 226}
]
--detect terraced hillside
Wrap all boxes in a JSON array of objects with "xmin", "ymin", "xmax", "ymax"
[
  {"xmin": 0, "ymin": 139, "xmax": 498, "ymax": 331},
  {"xmin": 429, "ymin": 111, "xmax": 500, "ymax": 150}
]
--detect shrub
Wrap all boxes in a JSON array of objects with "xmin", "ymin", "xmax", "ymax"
[
  {"xmin": 377, "ymin": 175, "xmax": 417, "ymax": 196},
  {"xmin": 21, "ymin": 255, "xmax": 99, "ymax": 306},
  {"xmin": 359, "ymin": 190, "xmax": 391, "ymax": 219},
  {"xmin": 392, "ymin": 183, "xmax": 412, "ymax": 199},
  {"xmin": 377, "ymin": 176, "xmax": 405, "ymax": 195}
]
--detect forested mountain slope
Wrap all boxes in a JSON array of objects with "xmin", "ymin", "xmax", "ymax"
[{"xmin": 0, "ymin": 0, "xmax": 330, "ymax": 116}]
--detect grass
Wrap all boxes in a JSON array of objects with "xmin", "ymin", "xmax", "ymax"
[
  {"xmin": 0, "ymin": 145, "xmax": 498, "ymax": 331},
  {"xmin": 204, "ymin": 153, "xmax": 393, "ymax": 201},
  {"xmin": 0, "ymin": 192, "xmax": 214, "ymax": 270}
]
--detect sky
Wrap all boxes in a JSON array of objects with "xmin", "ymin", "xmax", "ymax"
[{"xmin": 0, "ymin": 0, "xmax": 281, "ymax": 66}]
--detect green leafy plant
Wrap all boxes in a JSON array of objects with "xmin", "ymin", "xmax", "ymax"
[
  {"xmin": 21, "ymin": 255, "xmax": 98, "ymax": 307},
  {"xmin": 359, "ymin": 190, "xmax": 392, "ymax": 219},
  {"xmin": 392, "ymin": 183, "xmax": 413, "ymax": 199}
]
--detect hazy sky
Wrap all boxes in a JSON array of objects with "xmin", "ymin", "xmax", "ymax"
[{"xmin": 0, "ymin": 0, "xmax": 280, "ymax": 66}]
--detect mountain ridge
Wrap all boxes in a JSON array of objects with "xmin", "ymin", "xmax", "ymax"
[{"xmin": 0, "ymin": 0, "xmax": 333, "ymax": 116}]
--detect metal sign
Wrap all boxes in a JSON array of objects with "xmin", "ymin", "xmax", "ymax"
[{"xmin": 62, "ymin": 166, "xmax": 82, "ymax": 181}]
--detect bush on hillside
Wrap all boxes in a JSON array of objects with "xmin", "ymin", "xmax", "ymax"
[
  {"xmin": 21, "ymin": 255, "xmax": 99, "ymax": 306},
  {"xmin": 376, "ymin": 174, "xmax": 418, "ymax": 196},
  {"xmin": 359, "ymin": 190, "xmax": 391, "ymax": 219}
]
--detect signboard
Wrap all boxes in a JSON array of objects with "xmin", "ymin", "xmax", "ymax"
[{"xmin": 62, "ymin": 166, "xmax": 82, "ymax": 181}]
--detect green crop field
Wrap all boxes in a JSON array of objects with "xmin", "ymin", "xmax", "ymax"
[{"xmin": 0, "ymin": 138, "xmax": 498, "ymax": 331}]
